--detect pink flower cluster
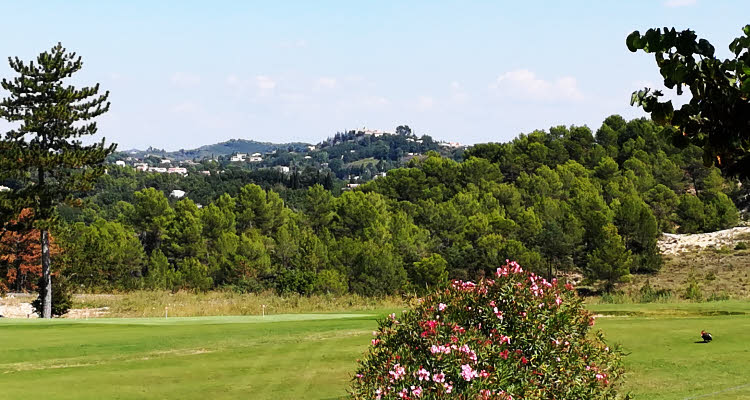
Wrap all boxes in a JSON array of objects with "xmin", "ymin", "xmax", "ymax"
[
  {"xmin": 458, "ymin": 344, "xmax": 477, "ymax": 362},
  {"xmin": 461, "ymin": 364, "xmax": 478, "ymax": 381},
  {"xmin": 389, "ymin": 363, "xmax": 406, "ymax": 381},
  {"xmin": 430, "ymin": 344, "xmax": 455, "ymax": 354}
]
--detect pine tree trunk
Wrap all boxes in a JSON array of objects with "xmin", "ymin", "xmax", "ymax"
[{"xmin": 41, "ymin": 229, "xmax": 52, "ymax": 319}]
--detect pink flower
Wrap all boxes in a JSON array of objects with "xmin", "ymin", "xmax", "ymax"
[
  {"xmin": 375, "ymin": 388, "xmax": 383, "ymax": 400},
  {"xmin": 433, "ymin": 372, "xmax": 446, "ymax": 383},
  {"xmin": 443, "ymin": 382, "xmax": 453, "ymax": 393},
  {"xmin": 411, "ymin": 386, "xmax": 423, "ymax": 397},
  {"xmin": 555, "ymin": 296, "xmax": 563, "ymax": 306},
  {"xmin": 499, "ymin": 335, "xmax": 511, "ymax": 345},
  {"xmin": 461, "ymin": 364, "xmax": 478, "ymax": 381},
  {"xmin": 397, "ymin": 388, "xmax": 409, "ymax": 398},
  {"xmin": 499, "ymin": 349, "xmax": 509, "ymax": 360},
  {"xmin": 389, "ymin": 364, "xmax": 406, "ymax": 381},
  {"xmin": 493, "ymin": 307, "xmax": 504, "ymax": 320},
  {"xmin": 458, "ymin": 344, "xmax": 477, "ymax": 362},
  {"xmin": 371, "ymin": 339, "xmax": 380, "ymax": 345},
  {"xmin": 438, "ymin": 303, "xmax": 447, "ymax": 311},
  {"xmin": 430, "ymin": 344, "xmax": 451, "ymax": 354},
  {"xmin": 479, "ymin": 370, "xmax": 490, "ymax": 378},
  {"xmin": 595, "ymin": 373, "xmax": 607, "ymax": 381},
  {"xmin": 416, "ymin": 368, "xmax": 430, "ymax": 381}
]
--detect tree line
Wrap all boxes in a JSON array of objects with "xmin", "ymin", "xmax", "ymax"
[{"xmin": 3, "ymin": 115, "xmax": 741, "ymax": 297}]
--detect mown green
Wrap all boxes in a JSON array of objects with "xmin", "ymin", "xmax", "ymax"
[{"xmin": 1, "ymin": 302, "xmax": 749, "ymax": 399}]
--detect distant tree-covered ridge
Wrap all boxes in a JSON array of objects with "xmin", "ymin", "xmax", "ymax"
[{"xmin": 1, "ymin": 115, "xmax": 743, "ymax": 295}]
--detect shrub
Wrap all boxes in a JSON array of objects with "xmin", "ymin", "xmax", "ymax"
[
  {"xmin": 32, "ymin": 275, "xmax": 73, "ymax": 317},
  {"xmin": 350, "ymin": 261, "xmax": 624, "ymax": 399},
  {"xmin": 638, "ymin": 280, "xmax": 672, "ymax": 303},
  {"xmin": 683, "ymin": 276, "xmax": 703, "ymax": 302},
  {"xmin": 706, "ymin": 291, "xmax": 730, "ymax": 302},
  {"xmin": 734, "ymin": 242, "xmax": 748, "ymax": 250}
]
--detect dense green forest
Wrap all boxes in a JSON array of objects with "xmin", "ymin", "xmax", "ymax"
[{"xmin": 1, "ymin": 115, "xmax": 744, "ymax": 296}]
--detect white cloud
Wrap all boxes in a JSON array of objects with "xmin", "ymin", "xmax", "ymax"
[
  {"xmin": 450, "ymin": 81, "xmax": 461, "ymax": 90},
  {"xmin": 170, "ymin": 72, "xmax": 201, "ymax": 88},
  {"xmin": 362, "ymin": 96, "xmax": 389, "ymax": 107},
  {"xmin": 315, "ymin": 77, "xmax": 338, "ymax": 89},
  {"xmin": 225, "ymin": 74, "xmax": 277, "ymax": 94},
  {"xmin": 665, "ymin": 0, "xmax": 696, "ymax": 7},
  {"xmin": 417, "ymin": 96, "xmax": 435, "ymax": 111},
  {"xmin": 490, "ymin": 69, "xmax": 583, "ymax": 101},
  {"xmin": 255, "ymin": 75, "xmax": 276, "ymax": 90}
]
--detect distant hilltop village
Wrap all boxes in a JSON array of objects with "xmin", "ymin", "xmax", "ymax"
[{"xmin": 106, "ymin": 126, "xmax": 466, "ymax": 196}]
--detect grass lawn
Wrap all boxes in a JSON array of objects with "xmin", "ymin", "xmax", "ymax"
[
  {"xmin": 1, "ymin": 303, "xmax": 749, "ymax": 399},
  {"xmin": 591, "ymin": 301, "xmax": 750, "ymax": 399}
]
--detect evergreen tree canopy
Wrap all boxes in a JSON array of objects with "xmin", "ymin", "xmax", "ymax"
[{"xmin": 0, "ymin": 43, "xmax": 114, "ymax": 317}]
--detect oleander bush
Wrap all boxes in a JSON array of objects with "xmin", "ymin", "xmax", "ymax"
[{"xmin": 350, "ymin": 261, "xmax": 624, "ymax": 399}]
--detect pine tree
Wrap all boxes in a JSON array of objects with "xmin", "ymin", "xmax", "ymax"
[{"xmin": 0, "ymin": 44, "xmax": 115, "ymax": 318}]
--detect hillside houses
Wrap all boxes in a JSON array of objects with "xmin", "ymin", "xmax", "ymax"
[{"xmin": 230, "ymin": 153, "xmax": 246, "ymax": 162}]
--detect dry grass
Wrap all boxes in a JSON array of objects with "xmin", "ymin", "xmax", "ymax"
[
  {"xmin": 72, "ymin": 290, "xmax": 407, "ymax": 318},
  {"xmin": 617, "ymin": 247, "xmax": 750, "ymax": 301}
]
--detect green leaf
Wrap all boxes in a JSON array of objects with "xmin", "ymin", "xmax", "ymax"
[
  {"xmin": 626, "ymin": 31, "xmax": 642, "ymax": 52},
  {"xmin": 697, "ymin": 39, "xmax": 715, "ymax": 57}
]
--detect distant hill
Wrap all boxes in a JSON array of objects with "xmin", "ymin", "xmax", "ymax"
[{"xmin": 121, "ymin": 139, "xmax": 312, "ymax": 161}]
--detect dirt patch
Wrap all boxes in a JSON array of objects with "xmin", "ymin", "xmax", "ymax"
[
  {"xmin": 658, "ymin": 227, "xmax": 750, "ymax": 255},
  {"xmin": 1, "ymin": 294, "xmax": 110, "ymax": 319},
  {"xmin": 0, "ymin": 295, "xmax": 37, "ymax": 318}
]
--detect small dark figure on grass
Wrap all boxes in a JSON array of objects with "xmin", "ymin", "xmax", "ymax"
[{"xmin": 701, "ymin": 330, "xmax": 713, "ymax": 343}]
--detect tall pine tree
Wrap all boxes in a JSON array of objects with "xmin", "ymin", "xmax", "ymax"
[{"xmin": 0, "ymin": 43, "xmax": 114, "ymax": 318}]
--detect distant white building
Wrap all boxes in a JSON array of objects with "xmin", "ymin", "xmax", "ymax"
[
  {"xmin": 149, "ymin": 167, "xmax": 167, "ymax": 173},
  {"xmin": 274, "ymin": 166, "xmax": 290, "ymax": 174},
  {"xmin": 200, "ymin": 170, "xmax": 211, "ymax": 175},
  {"xmin": 115, "ymin": 160, "xmax": 126, "ymax": 167},
  {"xmin": 160, "ymin": 159, "xmax": 171, "ymax": 164},
  {"xmin": 438, "ymin": 141, "xmax": 463, "ymax": 148},
  {"xmin": 0, "ymin": 185, "xmax": 11, "ymax": 192},
  {"xmin": 248, "ymin": 156, "xmax": 263, "ymax": 162},
  {"xmin": 361, "ymin": 128, "xmax": 388, "ymax": 137},
  {"xmin": 304, "ymin": 155, "xmax": 312, "ymax": 159},
  {"xmin": 170, "ymin": 190, "xmax": 186, "ymax": 198},
  {"xmin": 307, "ymin": 145, "xmax": 316, "ymax": 151},
  {"xmin": 230, "ymin": 153, "xmax": 246, "ymax": 162},
  {"xmin": 251, "ymin": 152, "xmax": 262, "ymax": 157},
  {"xmin": 134, "ymin": 163, "xmax": 149, "ymax": 172},
  {"xmin": 168, "ymin": 167, "xmax": 188, "ymax": 175},
  {"xmin": 344, "ymin": 183, "xmax": 360, "ymax": 190}
]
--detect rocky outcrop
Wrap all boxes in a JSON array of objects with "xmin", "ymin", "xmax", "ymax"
[{"xmin": 658, "ymin": 226, "xmax": 750, "ymax": 255}]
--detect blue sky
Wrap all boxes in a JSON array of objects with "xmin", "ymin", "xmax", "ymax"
[{"xmin": 0, "ymin": 1, "xmax": 748, "ymax": 150}]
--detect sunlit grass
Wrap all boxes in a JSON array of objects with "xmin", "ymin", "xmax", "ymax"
[{"xmin": 1, "ymin": 300, "xmax": 748, "ymax": 399}]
